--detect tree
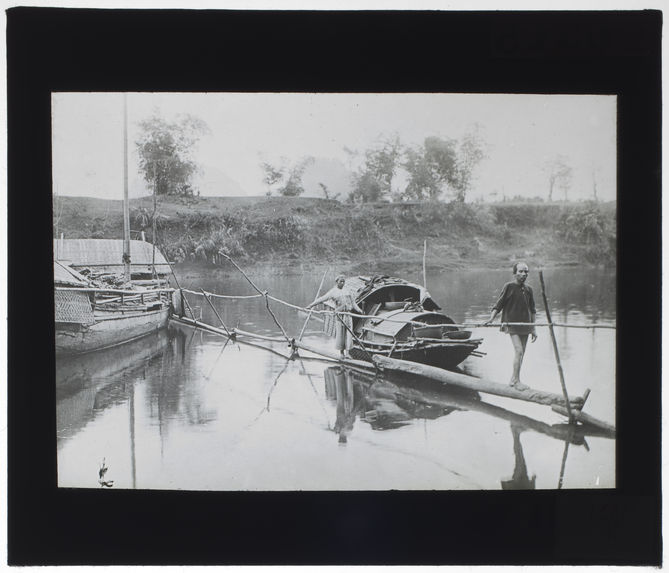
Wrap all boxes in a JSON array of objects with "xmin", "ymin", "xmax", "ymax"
[
  {"xmin": 451, "ymin": 124, "xmax": 489, "ymax": 202},
  {"xmin": 277, "ymin": 157, "xmax": 314, "ymax": 197},
  {"xmin": 136, "ymin": 113, "xmax": 210, "ymax": 197},
  {"xmin": 365, "ymin": 134, "xmax": 402, "ymax": 197},
  {"xmin": 402, "ymin": 145, "xmax": 442, "ymax": 200},
  {"xmin": 402, "ymin": 136, "xmax": 458, "ymax": 201},
  {"xmin": 544, "ymin": 155, "xmax": 573, "ymax": 202},
  {"xmin": 260, "ymin": 161, "xmax": 285, "ymax": 196},
  {"xmin": 349, "ymin": 135, "xmax": 402, "ymax": 202},
  {"xmin": 349, "ymin": 171, "xmax": 384, "ymax": 202}
]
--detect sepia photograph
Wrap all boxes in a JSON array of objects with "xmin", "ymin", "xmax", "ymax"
[
  {"xmin": 53, "ymin": 91, "xmax": 616, "ymax": 491},
  {"xmin": 7, "ymin": 6, "xmax": 661, "ymax": 567}
]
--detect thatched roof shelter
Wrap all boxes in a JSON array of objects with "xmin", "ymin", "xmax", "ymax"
[{"xmin": 53, "ymin": 239, "xmax": 171, "ymax": 276}]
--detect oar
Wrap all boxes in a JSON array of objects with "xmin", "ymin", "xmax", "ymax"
[{"xmin": 299, "ymin": 267, "xmax": 329, "ymax": 341}]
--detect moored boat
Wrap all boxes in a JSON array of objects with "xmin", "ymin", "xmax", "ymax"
[
  {"xmin": 54, "ymin": 257, "xmax": 173, "ymax": 356},
  {"xmin": 54, "ymin": 94, "xmax": 174, "ymax": 356},
  {"xmin": 319, "ymin": 275, "xmax": 482, "ymax": 370}
]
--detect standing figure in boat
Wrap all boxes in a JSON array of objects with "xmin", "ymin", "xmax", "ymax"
[
  {"xmin": 307, "ymin": 275, "xmax": 363, "ymax": 357},
  {"xmin": 484, "ymin": 261, "xmax": 537, "ymax": 390}
]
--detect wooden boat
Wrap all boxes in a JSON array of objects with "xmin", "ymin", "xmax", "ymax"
[
  {"xmin": 55, "ymin": 260, "xmax": 173, "ymax": 355},
  {"xmin": 54, "ymin": 95, "xmax": 174, "ymax": 356},
  {"xmin": 320, "ymin": 275, "xmax": 483, "ymax": 370}
]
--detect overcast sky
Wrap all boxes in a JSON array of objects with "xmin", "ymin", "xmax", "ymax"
[{"xmin": 52, "ymin": 92, "xmax": 616, "ymax": 202}]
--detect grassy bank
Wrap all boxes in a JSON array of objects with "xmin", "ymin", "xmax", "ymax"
[{"xmin": 53, "ymin": 195, "xmax": 616, "ymax": 272}]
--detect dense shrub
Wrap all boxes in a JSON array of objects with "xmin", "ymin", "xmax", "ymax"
[
  {"xmin": 490, "ymin": 203, "xmax": 561, "ymax": 228},
  {"xmin": 555, "ymin": 203, "xmax": 616, "ymax": 264}
]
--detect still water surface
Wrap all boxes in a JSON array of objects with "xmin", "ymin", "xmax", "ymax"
[{"xmin": 57, "ymin": 266, "xmax": 616, "ymax": 490}]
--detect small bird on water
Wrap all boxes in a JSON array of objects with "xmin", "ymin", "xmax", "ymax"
[{"xmin": 98, "ymin": 458, "xmax": 114, "ymax": 488}]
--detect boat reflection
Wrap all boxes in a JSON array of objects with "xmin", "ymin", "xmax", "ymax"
[
  {"xmin": 324, "ymin": 366, "xmax": 469, "ymax": 442},
  {"xmin": 57, "ymin": 328, "xmax": 172, "ymax": 442},
  {"xmin": 323, "ymin": 365, "xmax": 613, "ymax": 489}
]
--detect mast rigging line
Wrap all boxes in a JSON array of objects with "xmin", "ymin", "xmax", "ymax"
[{"xmin": 179, "ymin": 287, "xmax": 615, "ymax": 331}]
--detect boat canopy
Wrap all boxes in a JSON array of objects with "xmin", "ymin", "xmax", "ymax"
[
  {"xmin": 360, "ymin": 310, "xmax": 454, "ymax": 341},
  {"xmin": 320, "ymin": 275, "xmax": 440, "ymax": 311},
  {"xmin": 355, "ymin": 275, "xmax": 441, "ymax": 311}
]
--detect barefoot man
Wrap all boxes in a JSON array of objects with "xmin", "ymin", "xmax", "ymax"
[{"xmin": 484, "ymin": 262, "xmax": 538, "ymax": 390}]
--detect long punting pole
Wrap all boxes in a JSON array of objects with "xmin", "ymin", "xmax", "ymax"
[
  {"xmin": 539, "ymin": 270, "xmax": 573, "ymax": 423},
  {"xmin": 200, "ymin": 287, "xmax": 233, "ymax": 338},
  {"xmin": 123, "ymin": 93, "xmax": 131, "ymax": 283},
  {"xmin": 298, "ymin": 267, "xmax": 328, "ymax": 341},
  {"xmin": 423, "ymin": 239, "xmax": 427, "ymax": 288}
]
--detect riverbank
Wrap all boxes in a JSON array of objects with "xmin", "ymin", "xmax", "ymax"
[{"xmin": 54, "ymin": 195, "xmax": 617, "ymax": 273}]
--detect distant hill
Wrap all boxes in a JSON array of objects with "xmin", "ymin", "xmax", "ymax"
[
  {"xmin": 127, "ymin": 163, "xmax": 247, "ymax": 198},
  {"xmin": 193, "ymin": 164, "xmax": 246, "ymax": 196}
]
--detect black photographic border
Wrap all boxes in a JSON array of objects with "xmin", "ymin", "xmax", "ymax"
[{"xmin": 7, "ymin": 8, "xmax": 662, "ymax": 566}]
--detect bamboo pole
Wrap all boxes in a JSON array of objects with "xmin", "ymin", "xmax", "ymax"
[
  {"xmin": 200, "ymin": 288, "xmax": 233, "ymax": 338},
  {"xmin": 233, "ymin": 327, "xmax": 288, "ymax": 343},
  {"xmin": 539, "ymin": 270, "xmax": 573, "ymax": 423},
  {"xmin": 56, "ymin": 287, "xmax": 174, "ymax": 295},
  {"xmin": 122, "ymin": 93, "xmax": 131, "ymax": 283},
  {"xmin": 171, "ymin": 316, "xmax": 293, "ymax": 360},
  {"xmin": 293, "ymin": 339, "xmax": 375, "ymax": 370},
  {"xmin": 179, "ymin": 289, "xmax": 615, "ymax": 330},
  {"xmin": 219, "ymin": 252, "xmax": 293, "ymax": 346},
  {"xmin": 423, "ymin": 239, "xmax": 428, "ymax": 288},
  {"xmin": 299, "ymin": 267, "xmax": 328, "ymax": 341},
  {"xmin": 557, "ymin": 441, "xmax": 570, "ymax": 489}
]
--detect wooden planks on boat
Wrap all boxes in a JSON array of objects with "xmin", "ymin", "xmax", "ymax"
[{"xmin": 372, "ymin": 355, "xmax": 585, "ymax": 409}]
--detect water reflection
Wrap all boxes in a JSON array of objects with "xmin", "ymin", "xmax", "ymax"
[
  {"xmin": 57, "ymin": 330, "xmax": 170, "ymax": 441},
  {"xmin": 501, "ymin": 425, "xmax": 536, "ymax": 490},
  {"xmin": 321, "ymin": 365, "xmax": 613, "ymax": 489}
]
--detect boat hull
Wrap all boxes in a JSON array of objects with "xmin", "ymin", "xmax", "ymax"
[
  {"xmin": 55, "ymin": 306, "xmax": 170, "ymax": 355},
  {"xmin": 349, "ymin": 341, "xmax": 480, "ymax": 371}
]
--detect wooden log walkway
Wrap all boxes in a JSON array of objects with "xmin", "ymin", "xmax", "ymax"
[
  {"xmin": 170, "ymin": 315, "xmax": 376, "ymax": 371},
  {"xmin": 551, "ymin": 404, "xmax": 616, "ymax": 434},
  {"xmin": 373, "ymin": 355, "xmax": 586, "ymax": 409},
  {"xmin": 351, "ymin": 368, "xmax": 614, "ymax": 443}
]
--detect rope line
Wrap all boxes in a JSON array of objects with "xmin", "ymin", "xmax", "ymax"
[{"xmin": 181, "ymin": 287, "xmax": 616, "ymax": 330}]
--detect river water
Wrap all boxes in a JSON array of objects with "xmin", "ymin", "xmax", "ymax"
[{"xmin": 56, "ymin": 266, "xmax": 616, "ymax": 491}]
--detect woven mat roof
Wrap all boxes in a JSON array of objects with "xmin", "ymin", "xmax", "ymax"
[{"xmin": 54, "ymin": 239, "xmax": 169, "ymax": 268}]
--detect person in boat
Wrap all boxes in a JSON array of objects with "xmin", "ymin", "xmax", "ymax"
[
  {"xmin": 307, "ymin": 275, "xmax": 363, "ymax": 357},
  {"xmin": 484, "ymin": 261, "xmax": 537, "ymax": 390}
]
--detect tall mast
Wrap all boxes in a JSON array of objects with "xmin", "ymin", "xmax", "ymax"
[{"xmin": 123, "ymin": 93, "xmax": 131, "ymax": 282}]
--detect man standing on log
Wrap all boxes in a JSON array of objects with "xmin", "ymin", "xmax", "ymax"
[
  {"xmin": 307, "ymin": 275, "xmax": 363, "ymax": 358},
  {"xmin": 484, "ymin": 261, "xmax": 537, "ymax": 390}
]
